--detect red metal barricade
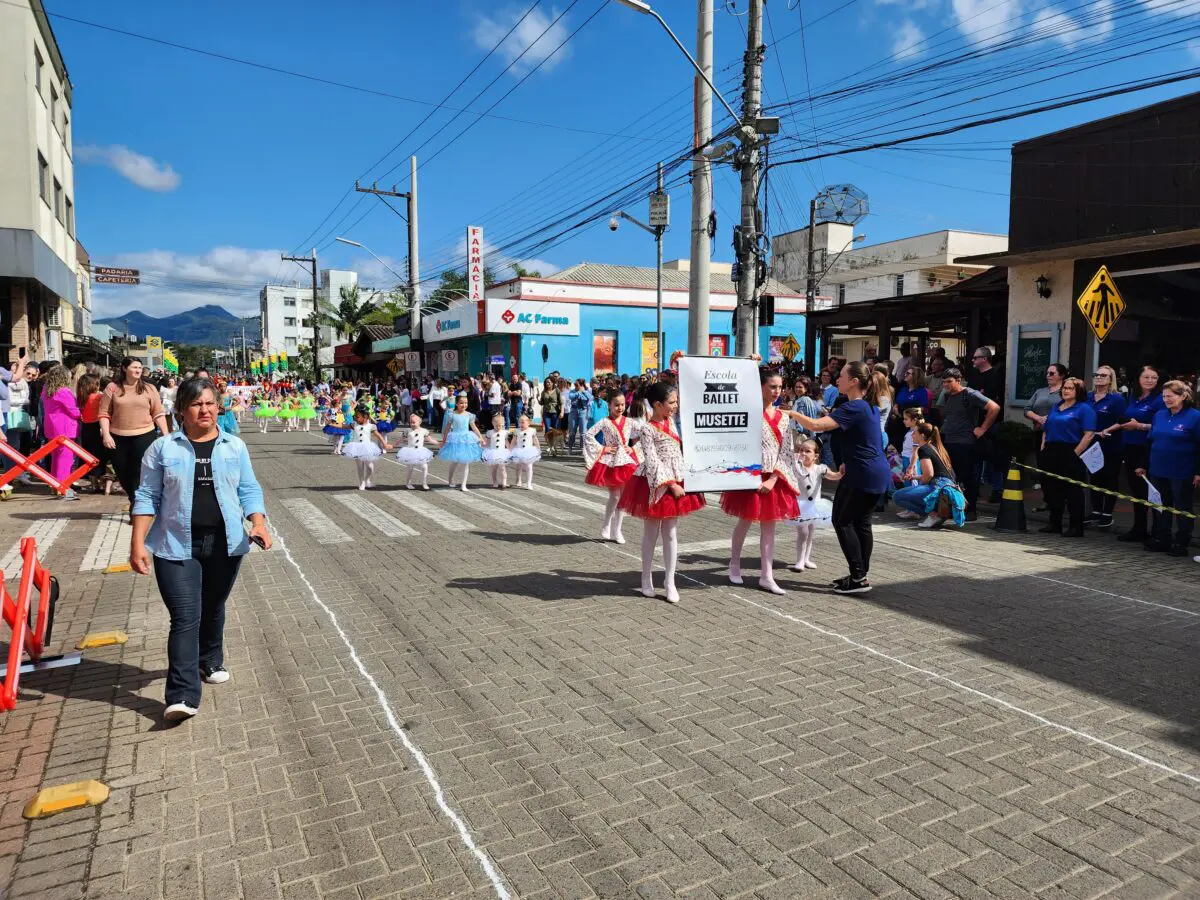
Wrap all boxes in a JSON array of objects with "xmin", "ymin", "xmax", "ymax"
[
  {"xmin": 1, "ymin": 538, "xmax": 59, "ymax": 712},
  {"xmin": 0, "ymin": 437, "xmax": 98, "ymax": 496}
]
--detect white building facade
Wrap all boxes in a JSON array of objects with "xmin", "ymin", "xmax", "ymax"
[
  {"xmin": 0, "ymin": 0, "xmax": 78, "ymax": 363},
  {"xmin": 259, "ymin": 269, "xmax": 371, "ymax": 362},
  {"xmin": 772, "ymin": 227, "xmax": 1008, "ymax": 362}
]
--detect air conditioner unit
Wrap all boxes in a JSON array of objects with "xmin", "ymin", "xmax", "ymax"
[{"xmin": 46, "ymin": 305, "xmax": 61, "ymax": 329}]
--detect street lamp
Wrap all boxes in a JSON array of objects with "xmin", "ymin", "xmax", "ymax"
[
  {"xmin": 610, "ymin": 0, "xmax": 742, "ymax": 132},
  {"xmin": 334, "ymin": 237, "xmax": 410, "ymax": 301}
]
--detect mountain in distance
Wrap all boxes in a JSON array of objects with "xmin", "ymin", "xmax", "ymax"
[{"xmin": 96, "ymin": 305, "xmax": 259, "ymax": 348}]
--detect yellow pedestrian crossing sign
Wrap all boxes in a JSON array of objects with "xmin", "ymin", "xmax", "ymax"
[
  {"xmin": 1076, "ymin": 265, "xmax": 1125, "ymax": 342},
  {"xmin": 781, "ymin": 333, "xmax": 800, "ymax": 361}
]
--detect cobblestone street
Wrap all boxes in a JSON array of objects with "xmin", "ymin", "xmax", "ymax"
[{"xmin": 3, "ymin": 428, "xmax": 1200, "ymax": 899}]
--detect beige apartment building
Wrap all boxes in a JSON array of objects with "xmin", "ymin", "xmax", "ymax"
[{"xmin": 0, "ymin": 0, "xmax": 78, "ymax": 364}]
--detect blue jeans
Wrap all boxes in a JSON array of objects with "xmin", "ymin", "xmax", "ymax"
[
  {"xmin": 567, "ymin": 412, "xmax": 586, "ymax": 450},
  {"xmin": 894, "ymin": 484, "xmax": 934, "ymax": 515},
  {"xmin": 1149, "ymin": 476, "xmax": 1195, "ymax": 549},
  {"xmin": 153, "ymin": 530, "xmax": 243, "ymax": 706},
  {"xmin": 505, "ymin": 401, "xmax": 523, "ymax": 428}
]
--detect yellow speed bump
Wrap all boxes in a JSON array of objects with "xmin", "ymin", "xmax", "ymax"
[
  {"xmin": 103, "ymin": 562, "xmax": 132, "ymax": 574},
  {"xmin": 75, "ymin": 631, "xmax": 128, "ymax": 650},
  {"xmin": 23, "ymin": 780, "xmax": 109, "ymax": 819}
]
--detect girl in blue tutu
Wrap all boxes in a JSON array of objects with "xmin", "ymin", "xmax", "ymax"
[{"xmin": 438, "ymin": 392, "xmax": 485, "ymax": 491}]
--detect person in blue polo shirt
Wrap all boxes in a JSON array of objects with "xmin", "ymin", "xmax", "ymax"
[
  {"xmin": 1087, "ymin": 365, "xmax": 1127, "ymax": 529},
  {"xmin": 1040, "ymin": 377, "xmax": 1096, "ymax": 537},
  {"xmin": 1138, "ymin": 379, "xmax": 1200, "ymax": 556},
  {"xmin": 1112, "ymin": 366, "xmax": 1165, "ymax": 543}
]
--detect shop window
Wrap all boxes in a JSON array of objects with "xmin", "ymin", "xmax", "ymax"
[{"xmin": 593, "ymin": 330, "xmax": 617, "ymax": 376}]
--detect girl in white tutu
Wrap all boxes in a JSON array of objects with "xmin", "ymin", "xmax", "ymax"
[
  {"xmin": 482, "ymin": 414, "xmax": 513, "ymax": 489},
  {"xmin": 397, "ymin": 413, "xmax": 439, "ymax": 491},
  {"xmin": 790, "ymin": 438, "xmax": 842, "ymax": 572},
  {"xmin": 508, "ymin": 414, "xmax": 541, "ymax": 489},
  {"xmin": 342, "ymin": 405, "xmax": 392, "ymax": 490}
]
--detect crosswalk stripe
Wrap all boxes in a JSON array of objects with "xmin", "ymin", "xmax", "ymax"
[
  {"xmin": 381, "ymin": 490, "xmax": 477, "ymax": 531},
  {"xmin": 499, "ymin": 492, "xmax": 584, "ymax": 521},
  {"xmin": 1, "ymin": 517, "xmax": 69, "ymax": 579},
  {"xmin": 531, "ymin": 483, "xmax": 608, "ymax": 514},
  {"xmin": 441, "ymin": 489, "xmax": 534, "ymax": 525},
  {"xmin": 80, "ymin": 513, "xmax": 131, "ymax": 572},
  {"xmin": 675, "ymin": 538, "xmax": 731, "ymax": 557},
  {"xmin": 281, "ymin": 498, "xmax": 353, "ymax": 544},
  {"xmin": 332, "ymin": 494, "xmax": 419, "ymax": 537}
]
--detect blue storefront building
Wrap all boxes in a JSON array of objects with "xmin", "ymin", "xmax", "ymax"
[{"xmin": 422, "ymin": 261, "xmax": 807, "ymax": 381}]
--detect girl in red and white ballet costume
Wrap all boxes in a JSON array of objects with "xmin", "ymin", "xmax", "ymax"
[
  {"xmin": 583, "ymin": 391, "xmax": 641, "ymax": 544},
  {"xmin": 720, "ymin": 371, "xmax": 801, "ymax": 595},
  {"xmin": 617, "ymin": 383, "xmax": 706, "ymax": 603}
]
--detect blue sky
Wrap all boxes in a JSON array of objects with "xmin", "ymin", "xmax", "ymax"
[{"xmin": 43, "ymin": 0, "xmax": 1200, "ymax": 319}]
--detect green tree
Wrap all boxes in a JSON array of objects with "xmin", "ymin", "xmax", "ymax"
[
  {"xmin": 361, "ymin": 291, "xmax": 409, "ymax": 326},
  {"xmin": 425, "ymin": 267, "xmax": 497, "ymax": 313},
  {"xmin": 317, "ymin": 284, "xmax": 379, "ymax": 340},
  {"xmin": 511, "ymin": 262, "xmax": 542, "ymax": 279}
]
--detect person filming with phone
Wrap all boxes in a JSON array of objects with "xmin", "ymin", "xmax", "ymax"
[{"xmin": 129, "ymin": 377, "xmax": 271, "ymax": 723}]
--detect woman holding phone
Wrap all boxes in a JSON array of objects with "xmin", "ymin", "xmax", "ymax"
[{"xmin": 130, "ymin": 377, "xmax": 271, "ymax": 723}]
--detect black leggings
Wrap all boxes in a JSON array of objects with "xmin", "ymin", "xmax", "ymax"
[
  {"xmin": 831, "ymin": 482, "xmax": 881, "ymax": 581},
  {"xmin": 1042, "ymin": 442, "xmax": 1086, "ymax": 529},
  {"xmin": 1121, "ymin": 445, "xmax": 1150, "ymax": 536},
  {"xmin": 112, "ymin": 430, "xmax": 159, "ymax": 500}
]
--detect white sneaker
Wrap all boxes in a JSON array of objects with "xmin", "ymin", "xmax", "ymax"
[
  {"xmin": 164, "ymin": 702, "xmax": 198, "ymax": 723},
  {"xmin": 896, "ymin": 510, "xmax": 919, "ymax": 520},
  {"xmin": 61, "ymin": 489, "xmax": 80, "ymax": 501},
  {"xmin": 918, "ymin": 515, "xmax": 943, "ymax": 529},
  {"xmin": 201, "ymin": 666, "xmax": 230, "ymax": 684}
]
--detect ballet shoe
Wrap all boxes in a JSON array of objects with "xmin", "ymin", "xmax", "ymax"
[
  {"xmin": 788, "ymin": 562, "xmax": 806, "ymax": 572},
  {"xmin": 804, "ymin": 561, "xmax": 817, "ymax": 570},
  {"xmin": 524, "ymin": 483, "xmax": 533, "ymax": 490},
  {"xmin": 758, "ymin": 578, "xmax": 786, "ymax": 596},
  {"xmin": 421, "ymin": 484, "xmax": 430, "ymax": 491},
  {"xmin": 460, "ymin": 484, "xmax": 469, "ymax": 492},
  {"xmin": 600, "ymin": 526, "xmax": 612, "ymax": 541},
  {"xmin": 358, "ymin": 483, "xmax": 366, "ymax": 491},
  {"xmin": 613, "ymin": 532, "xmax": 626, "ymax": 545},
  {"xmin": 638, "ymin": 586, "xmax": 657, "ymax": 599},
  {"xmin": 407, "ymin": 484, "xmax": 415, "ymax": 490},
  {"xmin": 728, "ymin": 570, "xmax": 743, "ymax": 585},
  {"xmin": 664, "ymin": 585, "xmax": 680, "ymax": 604}
]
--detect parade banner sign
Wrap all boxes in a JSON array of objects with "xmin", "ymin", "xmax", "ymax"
[{"xmin": 677, "ymin": 355, "xmax": 763, "ymax": 493}]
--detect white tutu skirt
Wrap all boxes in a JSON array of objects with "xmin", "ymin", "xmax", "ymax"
[
  {"xmin": 510, "ymin": 447, "xmax": 542, "ymax": 464},
  {"xmin": 482, "ymin": 448, "xmax": 512, "ymax": 465},
  {"xmin": 791, "ymin": 497, "xmax": 833, "ymax": 527},
  {"xmin": 397, "ymin": 447, "xmax": 434, "ymax": 465},
  {"xmin": 342, "ymin": 442, "xmax": 383, "ymax": 460}
]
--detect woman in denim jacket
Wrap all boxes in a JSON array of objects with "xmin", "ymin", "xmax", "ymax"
[{"xmin": 130, "ymin": 377, "xmax": 272, "ymax": 723}]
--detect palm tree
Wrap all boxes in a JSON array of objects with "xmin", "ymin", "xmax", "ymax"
[{"xmin": 316, "ymin": 284, "xmax": 379, "ymax": 341}]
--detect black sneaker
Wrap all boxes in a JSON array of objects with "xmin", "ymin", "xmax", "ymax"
[
  {"xmin": 201, "ymin": 666, "xmax": 230, "ymax": 685},
  {"xmin": 964, "ymin": 510, "xmax": 979, "ymax": 522},
  {"xmin": 833, "ymin": 576, "xmax": 872, "ymax": 594},
  {"xmin": 1094, "ymin": 514, "xmax": 1113, "ymax": 529},
  {"xmin": 1167, "ymin": 546, "xmax": 1190, "ymax": 558}
]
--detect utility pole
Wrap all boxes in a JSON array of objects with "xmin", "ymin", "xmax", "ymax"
[
  {"xmin": 281, "ymin": 249, "xmax": 319, "ymax": 382},
  {"xmin": 733, "ymin": 0, "xmax": 764, "ymax": 359},
  {"xmin": 686, "ymin": 0, "xmax": 713, "ymax": 357},
  {"xmin": 655, "ymin": 162, "xmax": 665, "ymax": 370},
  {"xmin": 805, "ymin": 196, "xmax": 817, "ymax": 313},
  {"xmin": 355, "ymin": 154, "xmax": 420, "ymax": 337}
]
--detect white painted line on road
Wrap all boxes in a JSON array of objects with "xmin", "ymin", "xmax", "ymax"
[
  {"xmin": 531, "ymin": 483, "xmax": 608, "ymax": 514},
  {"xmin": 272, "ymin": 529, "xmax": 512, "ymax": 900},
  {"xmin": 381, "ymin": 490, "xmax": 476, "ymax": 531},
  {"xmin": 1, "ymin": 516, "xmax": 69, "ymax": 580},
  {"xmin": 80, "ymin": 513, "xmax": 131, "ymax": 572},
  {"xmin": 280, "ymin": 498, "xmax": 353, "ymax": 544},
  {"xmin": 441, "ymin": 489, "xmax": 534, "ymax": 526},
  {"xmin": 872, "ymin": 531, "xmax": 1200, "ymax": 619},
  {"xmin": 672, "ymin": 538, "xmax": 732, "ymax": 557},
  {"xmin": 332, "ymin": 494, "xmax": 418, "ymax": 537},
  {"xmin": 469, "ymin": 482, "xmax": 1200, "ymax": 789},
  {"xmin": 505, "ymin": 493, "xmax": 584, "ymax": 521}
]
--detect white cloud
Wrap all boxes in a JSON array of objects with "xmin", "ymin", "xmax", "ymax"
[
  {"xmin": 1190, "ymin": 37, "xmax": 1200, "ymax": 60},
  {"xmin": 91, "ymin": 246, "xmax": 287, "ymax": 319},
  {"xmin": 891, "ymin": 20, "xmax": 926, "ymax": 60},
  {"xmin": 1137, "ymin": 0, "xmax": 1200, "ymax": 15},
  {"xmin": 76, "ymin": 144, "xmax": 181, "ymax": 192},
  {"xmin": 1033, "ymin": 0, "xmax": 1112, "ymax": 48},
  {"xmin": 471, "ymin": 6, "xmax": 572, "ymax": 75},
  {"xmin": 951, "ymin": 0, "xmax": 1021, "ymax": 45},
  {"xmin": 875, "ymin": 0, "xmax": 938, "ymax": 10}
]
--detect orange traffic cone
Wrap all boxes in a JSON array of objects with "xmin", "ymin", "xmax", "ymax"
[{"xmin": 993, "ymin": 466, "xmax": 1027, "ymax": 533}]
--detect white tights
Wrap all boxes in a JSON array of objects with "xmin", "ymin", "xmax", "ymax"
[
  {"xmin": 729, "ymin": 519, "xmax": 784, "ymax": 593},
  {"xmin": 447, "ymin": 463, "xmax": 471, "ymax": 490},
  {"xmin": 640, "ymin": 517, "xmax": 679, "ymax": 603},
  {"xmin": 355, "ymin": 460, "xmax": 375, "ymax": 487},
  {"xmin": 601, "ymin": 488, "xmax": 625, "ymax": 542},
  {"xmin": 490, "ymin": 463, "xmax": 509, "ymax": 488},
  {"xmin": 514, "ymin": 462, "xmax": 535, "ymax": 487},
  {"xmin": 405, "ymin": 462, "xmax": 429, "ymax": 488},
  {"xmin": 793, "ymin": 523, "xmax": 816, "ymax": 570}
]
